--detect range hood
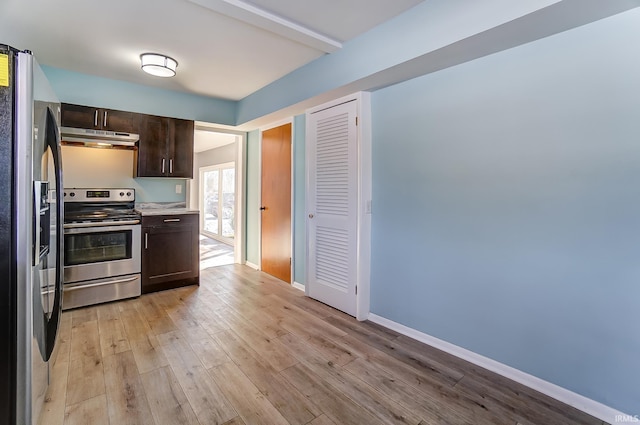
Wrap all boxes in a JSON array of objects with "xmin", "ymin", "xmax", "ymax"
[{"xmin": 60, "ymin": 127, "xmax": 139, "ymax": 149}]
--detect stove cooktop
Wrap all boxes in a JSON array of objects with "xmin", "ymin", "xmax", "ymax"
[
  {"xmin": 64, "ymin": 209, "xmax": 141, "ymax": 224},
  {"xmin": 63, "ymin": 188, "xmax": 140, "ymax": 224}
]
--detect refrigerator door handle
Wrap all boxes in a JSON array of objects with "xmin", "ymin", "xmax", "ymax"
[
  {"xmin": 33, "ymin": 182, "xmax": 41, "ymax": 267},
  {"xmin": 42, "ymin": 107, "xmax": 64, "ymax": 361}
]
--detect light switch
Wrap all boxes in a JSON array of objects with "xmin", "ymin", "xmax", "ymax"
[{"xmin": 175, "ymin": 184, "xmax": 182, "ymax": 194}]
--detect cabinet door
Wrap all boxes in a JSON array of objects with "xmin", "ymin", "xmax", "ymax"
[
  {"xmin": 61, "ymin": 103, "xmax": 100, "ymax": 129},
  {"xmin": 102, "ymin": 109, "xmax": 140, "ymax": 133},
  {"xmin": 168, "ymin": 118, "xmax": 194, "ymax": 178},
  {"xmin": 141, "ymin": 216, "xmax": 199, "ymax": 293},
  {"xmin": 62, "ymin": 104, "xmax": 140, "ymax": 134},
  {"xmin": 137, "ymin": 115, "xmax": 168, "ymax": 177}
]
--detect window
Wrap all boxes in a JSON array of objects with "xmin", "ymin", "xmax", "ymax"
[{"xmin": 200, "ymin": 162, "xmax": 235, "ymax": 242}]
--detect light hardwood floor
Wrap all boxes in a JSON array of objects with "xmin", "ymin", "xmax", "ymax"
[
  {"xmin": 39, "ymin": 265, "xmax": 607, "ymax": 425},
  {"xmin": 200, "ymin": 235, "xmax": 234, "ymax": 269}
]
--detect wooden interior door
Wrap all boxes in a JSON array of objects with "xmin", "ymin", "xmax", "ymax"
[{"xmin": 261, "ymin": 123, "xmax": 292, "ymax": 283}]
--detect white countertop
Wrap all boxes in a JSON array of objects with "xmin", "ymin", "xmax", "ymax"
[{"xmin": 136, "ymin": 208, "xmax": 200, "ymax": 216}]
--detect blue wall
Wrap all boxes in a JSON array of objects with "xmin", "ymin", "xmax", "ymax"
[
  {"xmin": 132, "ymin": 179, "xmax": 186, "ymax": 203},
  {"xmin": 370, "ymin": 9, "xmax": 640, "ymax": 414},
  {"xmin": 42, "ymin": 66, "xmax": 236, "ymax": 125},
  {"xmin": 293, "ymin": 114, "xmax": 306, "ymax": 284}
]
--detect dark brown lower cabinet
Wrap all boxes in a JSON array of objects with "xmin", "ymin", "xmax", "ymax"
[{"xmin": 141, "ymin": 214, "xmax": 199, "ymax": 294}]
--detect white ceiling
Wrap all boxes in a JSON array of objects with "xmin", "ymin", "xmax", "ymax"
[
  {"xmin": 194, "ymin": 129, "xmax": 238, "ymax": 152},
  {"xmin": 0, "ymin": 0, "xmax": 423, "ymax": 101}
]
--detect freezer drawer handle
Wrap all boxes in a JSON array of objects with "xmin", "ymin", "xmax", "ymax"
[
  {"xmin": 163, "ymin": 218, "xmax": 181, "ymax": 223},
  {"xmin": 65, "ymin": 276, "xmax": 139, "ymax": 291}
]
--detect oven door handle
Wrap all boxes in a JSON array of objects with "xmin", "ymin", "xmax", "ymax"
[
  {"xmin": 65, "ymin": 276, "xmax": 139, "ymax": 291},
  {"xmin": 64, "ymin": 219, "xmax": 141, "ymax": 229}
]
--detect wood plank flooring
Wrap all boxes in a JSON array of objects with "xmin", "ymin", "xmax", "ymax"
[{"xmin": 38, "ymin": 265, "xmax": 607, "ymax": 425}]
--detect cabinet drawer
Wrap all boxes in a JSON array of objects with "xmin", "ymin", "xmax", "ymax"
[{"xmin": 142, "ymin": 214, "xmax": 198, "ymax": 227}]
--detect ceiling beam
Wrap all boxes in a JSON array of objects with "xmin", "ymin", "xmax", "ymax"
[
  {"xmin": 186, "ymin": 0, "xmax": 343, "ymax": 53},
  {"xmin": 235, "ymin": 0, "xmax": 640, "ymax": 128}
]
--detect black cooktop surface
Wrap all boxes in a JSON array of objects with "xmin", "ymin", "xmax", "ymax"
[{"xmin": 64, "ymin": 205, "xmax": 140, "ymax": 223}]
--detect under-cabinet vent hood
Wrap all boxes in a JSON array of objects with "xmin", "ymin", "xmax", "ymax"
[{"xmin": 60, "ymin": 127, "xmax": 139, "ymax": 149}]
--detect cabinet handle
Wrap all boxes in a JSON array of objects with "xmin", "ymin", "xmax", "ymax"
[
  {"xmin": 169, "ymin": 159, "xmax": 173, "ymax": 174},
  {"xmin": 65, "ymin": 276, "xmax": 139, "ymax": 291},
  {"xmin": 145, "ymin": 232, "xmax": 148, "ymax": 249},
  {"xmin": 161, "ymin": 158, "xmax": 165, "ymax": 173},
  {"xmin": 103, "ymin": 110, "xmax": 108, "ymax": 127},
  {"xmin": 163, "ymin": 218, "xmax": 181, "ymax": 223},
  {"xmin": 94, "ymin": 110, "xmax": 98, "ymax": 127}
]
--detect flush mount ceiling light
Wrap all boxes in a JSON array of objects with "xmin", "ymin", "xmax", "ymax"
[{"xmin": 140, "ymin": 53, "xmax": 178, "ymax": 77}]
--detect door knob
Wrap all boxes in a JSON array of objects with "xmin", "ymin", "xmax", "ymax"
[{"xmin": 260, "ymin": 206, "xmax": 266, "ymax": 211}]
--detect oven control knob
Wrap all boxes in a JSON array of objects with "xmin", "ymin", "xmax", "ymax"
[
  {"xmin": 126, "ymin": 192, "xmax": 131, "ymax": 197},
  {"xmin": 63, "ymin": 192, "xmax": 66, "ymax": 197},
  {"xmin": 120, "ymin": 192, "xmax": 125, "ymax": 197},
  {"xmin": 70, "ymin": 192, "xmax": 75, "ymax": 197}
]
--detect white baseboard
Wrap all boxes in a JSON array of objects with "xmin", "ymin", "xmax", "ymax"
[
  {"xmin": 244, "ymin": 261, "xmax": 259, "ymax": 270},
  {"xmin": 292, "ymin": 281, "xmax": 305, "ymax": 292},
  {"xmin": 367, "ymin": 313, "xmax": 628, "ymax": 423}
]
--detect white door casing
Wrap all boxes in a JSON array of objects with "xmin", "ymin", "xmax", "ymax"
[{"xmin": 306, "ymin": 93, "xmax": 371, "ymax": 320}]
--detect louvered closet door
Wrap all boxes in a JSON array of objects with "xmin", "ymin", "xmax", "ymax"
[{"xmin": 307, "ymin": 100, "xmax": 358, "ymax": 316}]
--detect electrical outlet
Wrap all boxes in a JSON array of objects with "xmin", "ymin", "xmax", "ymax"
[{"xmin": 175, "ymin": 184, "xmax": 182, "ymax": 194}]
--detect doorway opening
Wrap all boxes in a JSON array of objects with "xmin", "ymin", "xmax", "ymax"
[{"xmin": 190, "ymin": 125, "xmax": 246, "ymax": 270}]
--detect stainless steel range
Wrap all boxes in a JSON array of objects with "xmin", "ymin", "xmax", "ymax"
[{"xmin": 63, "ymin": 188, "xmax": 141, "ymax": 310}]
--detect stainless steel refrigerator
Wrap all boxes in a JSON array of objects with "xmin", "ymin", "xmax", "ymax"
[{"xmin": 0, "ymin": 45, "xmax": 64, "ymax": 425}]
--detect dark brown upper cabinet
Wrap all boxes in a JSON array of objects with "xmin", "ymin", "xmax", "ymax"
[
  {"xmin": 61, "ymin": 103, "xmax": 140, "ymax": 134},
  {"xmin": 135, "ymin": 115, "xmax": 194, "ymax": 178}
]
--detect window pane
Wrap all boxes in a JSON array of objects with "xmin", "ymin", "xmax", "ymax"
[
  {"xmin": 204, "ymin": 170, "xmax": 219, "ymax": 235},
  {"xmin": 222, "ymin": 168, "xmax": 235, "ymax": 238}
]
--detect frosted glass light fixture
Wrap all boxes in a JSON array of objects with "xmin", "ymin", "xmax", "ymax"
[{"xmin": 140, "ymin": 53, "xmax": 178, "ymax": 77}]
